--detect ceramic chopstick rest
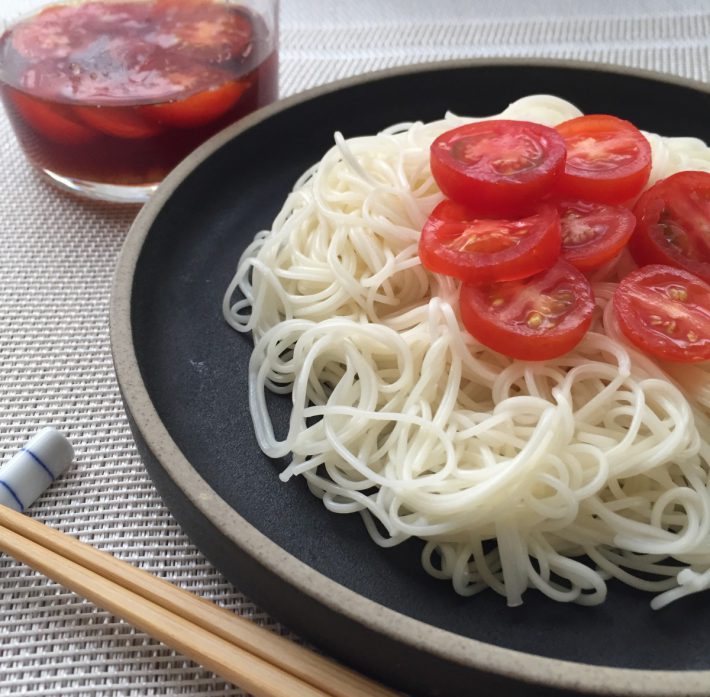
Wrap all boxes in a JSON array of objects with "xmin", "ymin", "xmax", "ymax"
[{"xmin": 0, "ymin": 428, "xmax": 74, "ymax": 511}]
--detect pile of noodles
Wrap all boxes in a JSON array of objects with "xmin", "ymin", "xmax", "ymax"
[{"xmin": 223, "ymin": 95, "xmax": 710, "ymax": 608}]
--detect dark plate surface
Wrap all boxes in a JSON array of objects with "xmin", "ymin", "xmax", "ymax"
[{"xmin": 111, "ymin": 60, "xmax": 710, "ymax": 697}]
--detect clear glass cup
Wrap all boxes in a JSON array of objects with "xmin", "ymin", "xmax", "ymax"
[{"xmin": 0, "ymin": 0, "xmax": 278, "ymax": 203}]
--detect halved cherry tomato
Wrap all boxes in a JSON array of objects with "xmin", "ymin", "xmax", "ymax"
[
  {"xmin": 73, "ymin": 105, "xmax": 163, "ymax": 139},
  {"xmin": 11, "ymin": 2, "xmax": 154, "ymax": 62},
  {"xmin": 459, "ymin": 260, "xmax": 595, "ymax": 360},
  {"xmin": 21, "ymin": 46, "xmax": 198, "ymax": 104},
  {"xmin": 554, "ymin": 114, "xmax": 651, "ymax": 204},
  {"xmin": 8, "ymin": 1, "xmax": 248, "ymax": 105},
  {"xmin": 141, "ymin": 80, "xmax": 246, "ymax": 128},
  {"xmin": 71, "ymin": 52, "xmax": 233, "ymax": 106},
  {"xmin": 557, "ymin": 199, "xmax": 636, "ymax": 271},
  {"xmin": 613, "ymin": 265, "xmax": 710, "ymax": 363},
  {"xmin": 154, "ymin": 0, "xmax": 253, "ymax": 63},
  {"xmin": 419, "ymin": 201, "xmax": 561, "ymax": 283},
  {"xmin": 6, "ymin": 89, "xmax": 97, "ymax": 145},
  {"xmin": 629, "ymin": 171, "xmax": 710, "ymax": 283},
  {"xmin": 11, "ymin": 5, "xmax": 84, "ymax": 61},
  {"xmin": 430, "ymin": 120, "xmax": 567, "ymax": 217}
]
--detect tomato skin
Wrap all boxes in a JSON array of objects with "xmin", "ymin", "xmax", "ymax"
[
  {"xmin": 555, "ymin": 114, "xmax": 651, "ymax": 204},
  {"xmin": 558, "ymin": 199, "xmax": 636, "ymax": 271},
  {"xmin": 141, "ymin": 80, "xmax": 246, "ymax": 128},
  {"xmin": 459, "ymin": 260, "xmax": 595, "ymax": 361},
  {"xmin": 6, "ymin": 89, "xmax": 97, "ymax": 146},
  {"xmin": 613, "ymin": 265, "xmax": 710, "ymax": 363},
  {"xmin": 629, "ymin": 171, "xmax": 710, "ymax": 284},
  {"xmin": 73, "ymin": 105, "xmax": 163, "ymax": 139},
  {"xmin": 419, "ymin": 201, "xmax": 561, "ymax": 283},
  {"xmin": 430, "ymin": 120, "xmax": 567, "ymax": 217}
]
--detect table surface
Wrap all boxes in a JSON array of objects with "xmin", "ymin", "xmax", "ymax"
[{"xmin": 1, "ymin": 1, "xmax": 709, "ymax": 695}]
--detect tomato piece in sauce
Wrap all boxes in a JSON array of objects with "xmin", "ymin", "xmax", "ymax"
[
  {"xmin": 6, "ymin": 89, "xmax": 97, "ymax": 145},
  {"xmin": 7, "ymin": 1, "xmax": 249, "ymax": 106},
  {"xmin": 629, "ymin": 170, "xmax": 710, "ymax": 284},
  {"xmin": 459, "ymin": 260, "xmax": 595, "ymax": 360},
  {"xmin": 555, "ymin": 114, "xmax": 651, "ymax": 204},
  {"xmin": 558, "ymin": 199, "xmax": 636, "ymax": 271},
  {"xmin": 10, "ymin": 2, "xmax": 154, "ymax": 62},
  {"xmin": 419, "ymin": 200, "xmax": 561, "ymax": 283},
  {"xmin": 142, "ymin": 80, "xmax": 246, "ymax": 128},
  {"xmin": 613, "ymin": 265, "xmax": 710, "ymax": 363},
  {"xmin": 73, "ymin": 104, "xmax": 163, "ymax": 138},
  {"xmin": 430, "ymin": 120, "xmax": 567, "ymax": 217},
  {"xmin": 154, "ymin": 0, "xmax": 253, "ymax": 64}
]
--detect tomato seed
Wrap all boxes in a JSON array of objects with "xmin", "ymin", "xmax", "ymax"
[
  {"xmin": 668, "ymin": 286, "xmax": 688, "ymax": 302},
  {"xmin": 527, "ymin": 312, "xmax": 543, "ymax": 328}
]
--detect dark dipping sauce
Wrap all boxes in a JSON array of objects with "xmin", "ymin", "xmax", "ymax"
[{"xmin": 0, "ymin": 0, "xmax": 277, "ymax": 185}]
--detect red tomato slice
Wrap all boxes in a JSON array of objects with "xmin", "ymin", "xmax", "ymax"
[
  {"xmin": 613, "ymin": 265, "xmax": 710, "ymax": 363},
  {"xmin": 557, "ymin": 199, "xmax": 636, "ymax": 271},
  {"xmin": 10, "ymin": 1, "xmax": 154, "ymax": 62},
  {"xmin": 154, "ymin": 0, "xmax": 253, "ymax": 63},
  {"xmin": 555, "ymin": 114, "xmax": 651, "ymax": 204},
  {"xmin": 430, "ymin": 120, "xmax": 567, "ymax": 216},
  {"xmin": 73, "ymin": 105, "xmax": 163, "ymax": 139},
  {"xmin": 6, "ymin": 89, "xmax": 97, "ymax": 145},
  {"xmin": 141, "ymin": 80, "xmax": 246, "ymax": 128},
  {"xmin": 629, "ymin": 170, "xmax": 710, "ymax": 283},
  {"xmin": 459, "ymin": 260, "xmax": 595, "ymax": 360},
  {"xmin": 19, "ymin": 46, "xmax": 205, "ymax": 105},
  {"xmin": 11, "ymin": 5, "xmax": 83, "ymax": 61},
  {"xmin": 7, "ymin": 0, "xmax": 243, "ymax": 105},
  {"xmin": 419, "ymin": 201, "xmax": 561, "ymax": 283}
]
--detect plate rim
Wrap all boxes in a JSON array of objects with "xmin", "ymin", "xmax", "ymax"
[{"xmin": 110, "ymin": 56, "xmax": 710, "ymax": 696}]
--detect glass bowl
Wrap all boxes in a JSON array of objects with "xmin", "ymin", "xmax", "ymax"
[{"xmin": 0, "ymin": 0, "xmax": 278, "ymax": 202}]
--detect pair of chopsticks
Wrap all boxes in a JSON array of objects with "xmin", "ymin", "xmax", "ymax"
[{"xmin": 0, "ymin": 505, "xmax": 399, "ymax": 697}]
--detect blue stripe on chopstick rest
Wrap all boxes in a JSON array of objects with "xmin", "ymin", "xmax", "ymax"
[
  {"xmin": 0, "ymin": 480, "xmax": 25, "ymax": 512},
  {"xmin": 20, "ymin": 447, "xmax": 56, "ymax": 481}
]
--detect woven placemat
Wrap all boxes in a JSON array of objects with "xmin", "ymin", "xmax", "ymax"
[{"xmin": 0, "ymin": 1, "xmax": 708, "ymax": 695}]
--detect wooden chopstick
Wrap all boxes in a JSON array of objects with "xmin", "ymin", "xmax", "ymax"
[{"xmin": 0, "ymin": 505, "xmax": 399, "ymax": 697}]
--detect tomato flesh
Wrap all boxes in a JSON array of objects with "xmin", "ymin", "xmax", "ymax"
[
  {"xmin": 10, "ymin": 2, "xmax": 154, "ymax": 62},
  {"xmin": 459, "ymin": 260, "xmax": 595, "ymax": 360},
  {"xmin": 7, "ymin": 89, "xmax": 97, "ymax": 145},
  {"xmin": 629, "ymin": 170, "xmax": 710, "ymax": 283},
  {"xmin": 555, "ymin": 114, "xmax": 651, "ymax": 204},
  {"xmin": 73, "ymin": 104, "xmax": 163, "ymax": 138},
  {"xmin": 419, "ymin": 200, "xmax": 561, "ymax": 283},
  {"xmin": 430, "ymin": 120, "xmax": 566, "ymax": 216},
  {"xmin": 8, "ymin": 0, "xmax": 252, "ymax": 105},
  {"xmin": 557, "ymin": 199, "xmax": 636, "ymax": 271},
  {"xmin": 613, "ymin": 265, "xmax": 710, "ymax": 363},
  {"xmin": 142, "ymin": 80, "xmax": 246, "ymax": 127},
  {"xmin": 155, "ymin": 0, "xmax": 253, "ymax": 63}
]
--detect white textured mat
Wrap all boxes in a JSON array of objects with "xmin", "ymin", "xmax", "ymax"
[{"xmin": 0, "ymin": 1, "xmax": 708, "ymax": 695}]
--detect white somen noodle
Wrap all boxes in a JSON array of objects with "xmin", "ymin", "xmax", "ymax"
[{"xmin": 223, "ymin": 95, "xmax": 710, "ymax": 608}]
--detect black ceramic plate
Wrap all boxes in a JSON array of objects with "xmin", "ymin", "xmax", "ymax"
[{"xmin": 111, "ymin": 59, "xmax": 710, "ymax": 697}]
